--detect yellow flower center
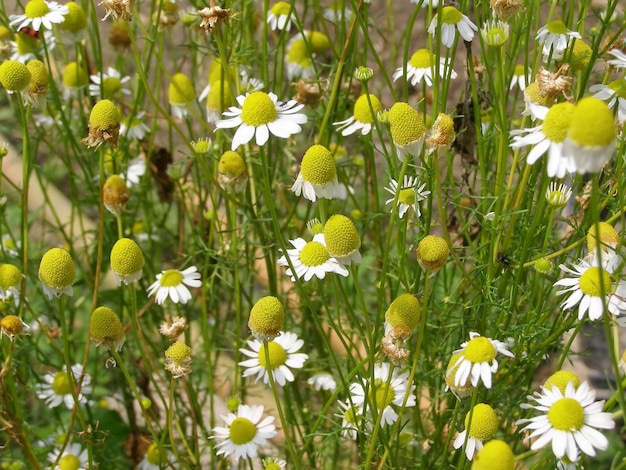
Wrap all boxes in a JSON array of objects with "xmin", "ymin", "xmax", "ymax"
[
  {"xmin": 241, "ymin": 92, "xmax": 278, "ymax": 127},
  {"xmin": 59, "ymin": 454, "xmax": 80, "ymax": 470},
  {"xmin": 546, "ymin": 20, "xmax": 568, "ymax": 34},
  {"xmin": 440, "ymin": 6, "xmax": 462, "ymax": 25},
  {"xmin": 89, "ymin": 99, "xmax": 121, "ymax": 130},
  {"xmin": 544, "ymin": 371, "xmax": 580, "ymax": 394},
  {"xmin": 385, "ymin": 294, "xmax": 420, "ymax": 336},
  {"xmin": 271, "ymin": 1, "xmax": 290, "ymax": 16},
  {"xmin": 0, "ymin": 264, "xmax": 22, "ymax": 289},
  {"xmin": 207, "ymin": 80, "xmax": 234, "ymax": 111},
  {"xmin": 388, "ymin": 102, "xmax": 425, "ymax": 146},
  {"xmin": 409, "ymin": 49, "xmax": 434, "ymax": 69},
  {"xmin": 62, "ymin": 62, "xmax": 88, "ymax": 88},
  {"xmin": 25, "ymin": 0, "xmax": 50, "ymax": 19},
  {"xmin": 101, "ymin": 76, "xmax": 122, "ymax": 99},
  {"xmin": 542, "ymin": 102, "xmax": 575, "ymax": 143},
  {"xmin": 608, "ymin": 78, "xmax": 626, "ymax": 99},
  {"xmin": 168, "ymin": 73, "xmax": 195, "ymax": 104},
  {"xmin": 299, "ymin": 241, "xmax": 330, "ymax": 267},
  {"xmin": 472, "ymin": 440, "xmax": 515, "ymax": 470},
  {"xmin": 146, "ymin": 443, "xmax": 164, "ymax": 465},
  {"xmin": 416, "ymin": 235, "xmax": 449, "ymax": 270},
  {"xmin": 463, "ymin": 337, "xmax": 496, "ymax": 363},
  {"xmin": 323, "ymin": 214, "xmax": 361, "ymax": 257},
  {"xmin": 568, "ymin": 97, "xmax": 616, "ymax": 147},
  {"xmin": 111, "ymin": 238, "xmax": 145, "ymax": 276},
  {"xmin": 26, "ymin": 60, "xmax": 48, "ymax": 91},
  {"xmin": 0, "ymin": 315, "xmax": 24, "ymax": 336},
  {"xmin": 258, "ymin": 341, "xmax": 287, "ymax": 370},
  {"xmin": 0, "ymin": 60, "xmax": 31, "ymax": 92},
  {"xmin": 578, "ymin": 267, "xmax": 612, "ymax": 297},
  {"xmin": 301, "ymin": 145, "xmax": 336, "ymax": 185},
  {"xmin": 229, "ymin": 417, "xmax": 257, "ymax": 445},
  {"xmin": 160, "ymin": 269, "xmax": 183, "ymax": 287},
  {"xmin": 464, "ymin": 404, "xmax": 498, "ymax": 440},
  {"xmin": 52, "ymin": 371, "xmax": 72, "ymax": 395},
  {"xmin": 39, "ymin": 248, "xmax": 76, "ymax": 289},
  {"xmin": 525, "ymin": 82, "xmax": 554, "ymax": 107},
  {"xmin": 353, "ymin": 94, "xmax": 382, "ymax": 124},
  {"xmin": 587, "ymin": 222, "xmax": 619, "ymax": 253},
  {"xmin": 218, "ymin": 151, "xmax": 246, "ymax": 177},
  {"xmin": 165, "ymin": 341, "xmax": 191, "ymax": 365},
  {"xmin": 370, "ymin": 378, "xmax": 394, "ymax": 410},
  {"xmin": 249, "ymin": 296, "xmax": 284, "ymax": 338},
  {"xmin": 398, "ymin": 188, "xmax": 416, "ymax": 206},
  {"xmin": 307, "ymin": 31, "xmax": 331, "ymax": 53},
  {"xmin": 343, "ymin": 404, "xmax": 358, "ymax": 424},
  {"xmin": 60, "ymin": 2, "xmax": 87, "ymax": 33},
  {"xmin": 548, "ymin": 397, "xmax": 584, "ymax": 431},
  {"xmin": 513, "ymin": 64, "xmax": 525, "ymax": 76},
  {"xmin": 89, "ymin": 306, "xmax": 124, "ymax": 349}
]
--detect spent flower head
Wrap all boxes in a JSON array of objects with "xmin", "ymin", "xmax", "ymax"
[
  {"xmin": 323, "ymin": 214, "xmax": 361, "ymax": 265},
  {"xmin": 388, "ymin": 102, "xmax": 426, "ymax": 159},
  {"xmin": 89, "ymin": 306, "xmax": 125, "ymax": 351},
  {"xmin": 82, "ymin": 99, "xmax": 121, "ymax": 148},
  {"xmin": 248, "ymin": 296, "xmax": 284, "ymax": 342},
  {"xmin": 103, "ymin": 174, "xmax": 130, "ymax": 216},
  {"xmin": 110, "ymin": 238, "xmax": 144, "ymax": 286},
  {"xmin": 165, "ymin": 341, "xmax": 192, "ymax": 378},
  {"xmin": 0, "ymin": 315, "xmax": 30, "ymax": 340}
]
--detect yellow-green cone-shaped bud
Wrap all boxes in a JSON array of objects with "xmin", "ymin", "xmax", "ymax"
[
  {"xmin": 110, "ymin": 238, "xmax": 144, "ymax": 286},
  {"xmin": 416, "ymin": 235, "xmax": 449, "ymax": 272},
  {"xmin": 0, "ymin": 60, "xmax": 31, "ymax": 93},
  {"xmin": 89, "ymin": 306, "xmax": 125, "ymax": 351},
  {"xmin": 385, "ymin": 294, "xmax": 420, "ymax": 339},
  {"xmin": 38, "ymin": 248, "xmax": 75, "ymax": 299},
  {"xmin": 248, "ymin": 296, "xmax": 284, "ymax": 341},
  {"xmin": 323, "ymin": 214, "xmax": 361, "ymax": 265}
]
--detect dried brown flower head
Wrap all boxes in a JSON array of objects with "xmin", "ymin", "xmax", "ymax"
[
  {"xmin": 535, "ymin": 65, "xmax": 572, "ymax": 100},
  {"xmin": 490, "ymin": 0, "xmax": 525, "ymax": 21},
  {"xmin": 99, "ymin": 0, "xmax": 135, "ymax": 21},
  {"xmin": 293, "ymin": 80, "xmax": 323, "ymax": 108},
  {"xmin": 159, "ymin": 315, "xmax": 187, "ymax": 340},
  {"xmin": 197, "ymin": 4, "xmax": 235, "ymax": 33}
]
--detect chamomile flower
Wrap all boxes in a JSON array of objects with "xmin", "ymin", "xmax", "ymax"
[
  {"xmin": 545, "ymin": 182, "xmax": 572, "ymax": 208},
  {"xmin": 164, "ymin": 341, "xmax": 192, "ymax": 378},
  {"xmin": 349, "ymin": 363, "xmax": 416, "ymax": 427},
  {"xmin": 212, "ymin": 404, "xmax": 277, "ymax": 461},
  {"xmin": 36, "ymin": 364, "xmax": 92, "ymax": 409},
  {"xmin": 239, "ymin": 331, "xmax": 309, "ymax": 387},
  {"xmin": 89, "ymin": 67, "xmax": 131, "ymax": 99},
  {"xmin": 169, "ymin": 72, "xmax": 195, "ymax": 120},
  {"xmin": 120, "ymin": 112, "xmax": 150, "ymax": 140},
  {"xmin": 9, "ymin": 0, "xmax": 69, "ymax": 32},
  {"xmin": 248, "ymin": 296, "xmax": 284, "ymax": 342},
  {"xmin": 416, "ymin": 235, "xmax": 449, "ymax": 272},
  {"xmin": 510, "ymin": 102, "xmax": 576, "ymax": 178},
  {"xmin": 307, "ymin": 373, "xmax": 337, "ymax": 392},
  {"xmin": 384, "ymin": 175, "xmax": 430, "ymax": 219},
  {"xmin": 471, "ymin": 439, "xmax": 515, "ymax": 470},
  {"xmin": 89, "ymin": 306, "xmax": 125, "ymax": 352},
  {"xmin": 392, "ymin": 49, "xmax": 457, "ymax": 88},
  {"xmin": 333, "ymin": 93, "xmax": 382, "ymax": 136},
  {"xmin": 510, "ymin": 64, "xmax": 529, "ymax": 91},
  {"xmin": 447, "ymin": 332, "xmax": 514, "ymax": 390},
  {"xmin": 554, "ymin": 255, "xmax": 625, "ymax": 321},
  {"xmin": 562, "ymin": 97, "xmax": 616, "ymax": 174},
  {"xmin": 110, "ymin": 238, "xmax": 144, "ymax": 286},
  {"xmin": 147, "ymin": 266, "xmax": 202, "ymax": 305},
  {"xmin": 536, "ymin": 20, "xmax": 581, "ymax": 62},
  {"xmin": 262, "ymin": 458, "xmax": 286, "ymax": 470},
  {"xmin": 516, "ymin": 381, "xmax": 614, "ymax": 462},
  {"xmin": 47, "ymin": 443, "xmax": 88, "ymax": 470},
  {"xmin": 606, "ymin": 48, "xmax": 626, "ymax": 69},
  {"xmin": 427, "ymin": 6, "xmax": 478, "ymax": 49},
  {"xmin": 0, "ymin": 315, "xmax": 30, "ymax": 340},
  {"xmin": 103, "ymin": 175, "xmax": 128, "ymax": 216},
  {"xmin": 216, "ymin": 91, "xmax": 307, "ymax": 151},
  {"xmin": 323, "ymin": 214, "xmax": 362, "ymax": 265},
  {"xmin": 337, "ymin": 399, "xmax": 361, "ymax": 439},
  {"xmin": 453, "ymin": 403, "xmax": 499, "ymax": 460},
  {"xmin": 0, "ymin": 264, "xmax": 22, "ymax": 302},
  {"xmin": 267, "ymin": 2, "xmax": 293, "ymax": 31},
  {"xmin": 277, "ymin": 234, "xmax": 349, "ymax": 281},
  {"xmin": 388, "ymin": 102, "xmax": 426, "ymax": 159},
  {"xmin": 0, "ymin": 60, "xmax": 30, "ymax": 93},
  {"xmin": 38, "ymin": 248, "xmax": 75, "ymax": 299},
  {"xmin": 590, "ymin": 78, "xmax": 626, "ymax": 123},
  {"xmin": 137, "ymin": 443, "xmax": 177, "ymax": 470},
  {"xmin": 291, "ymin": 144, "xmax": 347, "ymax": 202},
  {"xmin": 480, "ymin": 19, "xmax": 509, "ymax": 47}
]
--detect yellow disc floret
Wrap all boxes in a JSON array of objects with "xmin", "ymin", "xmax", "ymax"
[
  {"xmin": 110, "ymin": 238, "xmax": 144, "ymax": 285},
  {"xmin": 567, "ymin": 97, "xmax": 616, "ymax": 147},
  {"xmin": 0, "ymin": 264, "xmax": 22, "ymax": 290},
  {"xmin": 471, "ymin": 440, "xmax": 515, "ymax": 470},
  {"xmin": 168, "ymin": 73, "xmax": 195, "ymax": 105},
  {"xmin": 248, "ymin": 296, "xmax": 284, "ymax": 341},
  {"xmin": 353, "ymin": 94, "xmax": 382, "ymax": 124},
  {"xmin": 587, "ymin": 221, "xmax": 619, "ymax": 253},
  {"xmin": 39, "ymin": 248, "xmax": 75, "ymax": 298},
  {"xmin": 416, "ymin": 235, "xmax": 449, "ymax": 271},
  {"xmin": 241, "ymin": 92, "xmax": 278, "ymax": 126},
  {"xmin": 543, "ymin": 370, "xmax": 580, "ymax": 394},
  {"xmin": 385, "ymin": 293, "xmax": 420, "ymax": 339},
  {"xmin": 62, "ymin": 62, "xmax": 88, "ymax": 88},
  {"xmin": 26, "ymin": 60, "xmax": 48, "ymax": 91},
  {"xmin": 440, "ymin": 6, "xmax": 463, "ymax": 24},
  {"xmin": 165, "ymin": 341, "xmax": 192, "ymax": 365},
  {"xmin": 89, "ymin": 306, "xmax": 125, "ymax": 351},
  {"xmin": 465, "ymin": 404, "xmax": 498, "ymax": 440},
  {"xmin": 0, "ymin": 60, "xmax": 31, "ymax": 92},
  {"xmin": 463, "ymin": 336, "xmax": 497, "ymax": 363},
  {"xmin": 218, "ymin": 151, "xmax": 246, "ymax": 178},
  {"xmin": 541, "ymin": 102, "xmax": 575, "ymax": 143},
  {"xmin": 0, "ymin": 315, "xmax": 27, "ymax": 338},
  {"xmin": 388, "ymin": 102, "xmax": 426, "ymax": 146},
  {"xmin": 300, "ymin": 145, "xmax": 336, "ymax": 185},
  {"xmin": 307, "ymin": 30, "xmax": 331, "ymax": 53},
  {"xmin": 60, "ymin": 2, "xmax": 87, "ymax": 33},
  {"xmin": 409, "ymin": 49, "xmax": 435, "ymax": 69},
  {"xmin": 25, "ymin": 0, "xmax": 50, "ymax": 18},
  {"xmin": 323, "ymin": 214, "xmax": 361, "ymax": 262},
  {"xmin": 89, "ymin": 99, "xmax": 121, "ymax": 130}
]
